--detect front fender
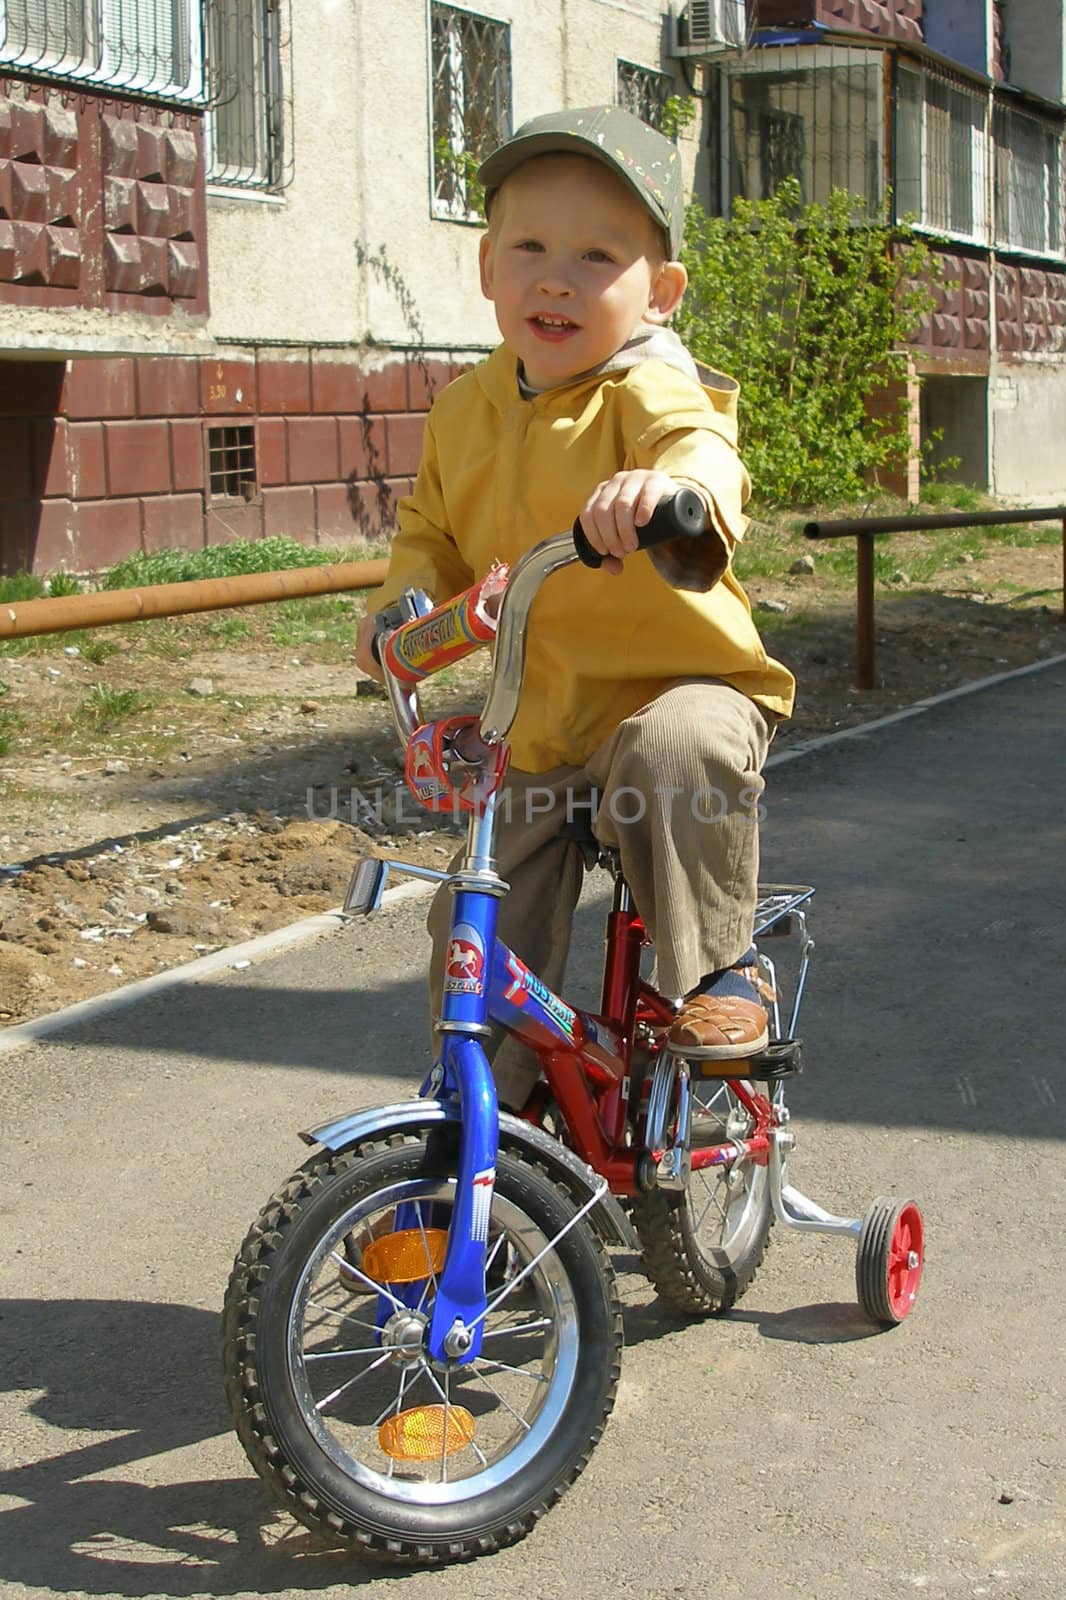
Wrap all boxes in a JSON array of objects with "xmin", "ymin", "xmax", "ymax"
[{"xmin": 301, "ymin": 1100, "xmax": 637, "ymax": 1250}]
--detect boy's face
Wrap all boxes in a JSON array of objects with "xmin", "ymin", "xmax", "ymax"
[{"xmin": 479, "ymin": 154, "xmax": 687, "ymax": 391}]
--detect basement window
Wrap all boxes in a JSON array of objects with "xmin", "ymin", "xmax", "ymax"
[{"xmin": 207, "ymin": 424, "xmax": 257, "ymax": 500}]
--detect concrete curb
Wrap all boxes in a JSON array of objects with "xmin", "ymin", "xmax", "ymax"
[
  {"xmin": 0, "ymin": 877, "xmax": 432, "ymax": 1057},
  {"xmin": 2, "ymin": 650, "xmax": 1064, "ymax": 1059}
]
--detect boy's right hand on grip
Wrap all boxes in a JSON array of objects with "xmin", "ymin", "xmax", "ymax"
[
  {"xmin": 354, "ymin": 611, "xmax": 386, "ymax": 683},
  {"xmin": 573, "ymin": 471, "xmax": 707, "ymax": 573}
]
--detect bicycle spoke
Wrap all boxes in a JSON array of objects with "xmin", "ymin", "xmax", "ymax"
[
  {"xmin": 305, "ymin": 1299, "xmax": 385, "ymax": 1336},
  {"xmin": 472, "ymin": 1355, "xmax": 548, "ymax": 1384},
  {"xmin": 304, "ymin": 1343, "xmax": 384, "ymax": 1361},
  {"xmin": 481, "ymin": 1317, "xmax": 552, "ymax": 1339},
  {"xmin": 414, "ymin": 1202, "xmax": 442, "ymax": 1299},
  {"xmin": 327, "ymin": 1249, "xmax": 407, "ymax": 1312},
  {"xmin": 420, "ymin": 1364, "xmax": 490, "ymax": 1467},
  {"xmin": 690, "ymin": 1172, "xmax": 729, "ymax": 1237},
  {"xmin": 314, "ymin": 1346, "xmax": 395, "ymax": 1412}
]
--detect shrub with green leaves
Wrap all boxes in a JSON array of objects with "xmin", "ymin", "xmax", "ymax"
[{"xmin": 676, "ymin": 178, "xmax": 935, "ymax": 508}]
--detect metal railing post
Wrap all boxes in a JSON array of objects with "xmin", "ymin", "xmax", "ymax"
[
  {"xmin": 856, "ymin": 532, "xmax": 875, "ymax": 691},
  {"xmin": 805, "ymin": 505, "xmax": 1066, "ymax": 689}
]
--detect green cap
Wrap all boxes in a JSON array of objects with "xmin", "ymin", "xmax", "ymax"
[{"xmin": 477, "ymin": 105, "xmax": 686, "ymax": 258}]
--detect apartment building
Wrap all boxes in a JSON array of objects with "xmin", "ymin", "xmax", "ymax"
[
  {"xmin": 719, "ymin": 0, "xmax": 1066, "ymax": 499},
  {"xmin": 1, "ymin": 0, "xmax": 1063, "ymax": 575}
]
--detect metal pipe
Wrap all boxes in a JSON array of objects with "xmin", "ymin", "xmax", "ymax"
[
  {"xmin": 804, "ymin": 505, "xmax": 1066, "ymax": 689},
  {"xmin": 0, "ymin": 557, "xmax": 390, "ymax": 641},
  {"xmin": 805, "ymin": 505, "xmax": 1066, "ymax": 537}
]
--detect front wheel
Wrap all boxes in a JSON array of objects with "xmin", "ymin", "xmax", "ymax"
[{"xmin": 223, "ymin": 1132, "xmax": 621, "ymax": 1564}]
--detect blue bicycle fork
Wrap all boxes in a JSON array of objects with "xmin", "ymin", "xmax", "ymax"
[{"xmin": 418, "ymin": 866, "xmax": 503, "ymax": 1366}]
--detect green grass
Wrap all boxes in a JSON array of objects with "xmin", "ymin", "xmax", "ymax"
[
  {"xmin": 47, "ymin": 571, "xmax": 82, "ymax": 597},
  {"xmin": 266, "ymin": 594, "xmax": 362, "ymax": 649},
  {"xmin": 206, "ymin": 614, "xmax": 253, "ymax": 643},
  {"xmin": 82, "ymin": 684, "xmax": 150, "ymax": 728},
  {"xmin": 0, "ymin": 573, "xmax": 48, "ymax": 604},
  {"xmin": 917, "ymin": 481, "xmax": 987, "ymax": 513},
  {"xmin": 102, "ymin": 536, "xmax": 383, "ymax": 589},
  {"xmin": 0, "ymin": 705, "xmax": 23, "ymax": 754},
  {"xmin": 738, "ymin": 493, "xmax": 1063, "ymax": 595}
]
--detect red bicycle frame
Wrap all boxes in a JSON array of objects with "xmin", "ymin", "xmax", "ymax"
[{"xmin": 503, "ymin": 877, "xmax": 775, "ymax": 1198}]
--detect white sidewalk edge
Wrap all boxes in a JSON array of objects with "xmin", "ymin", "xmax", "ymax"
[{"xmin": 2, "ymin": 649, "xmax": 1064, "ymax": 1058}]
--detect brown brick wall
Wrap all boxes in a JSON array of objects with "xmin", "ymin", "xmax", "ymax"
[{"xmin": 0, "ymin": 348, "xmax": 471, "ymax": 575}]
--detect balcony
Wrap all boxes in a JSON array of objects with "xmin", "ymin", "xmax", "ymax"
[{"xmin": 0, "ymin": 8, "xmax": 213, "ymax": 357}]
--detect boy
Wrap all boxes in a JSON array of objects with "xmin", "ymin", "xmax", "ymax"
[{"xmin": 355, "ymin": 106, "xmax": 795, "ymax": 1110}]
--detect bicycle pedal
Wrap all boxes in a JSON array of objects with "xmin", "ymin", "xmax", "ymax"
[{"xmin": 749, "ymin": 1038, "xmax": 803, "ymax": 1079}]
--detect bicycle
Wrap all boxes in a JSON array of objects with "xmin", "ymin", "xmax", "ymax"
[{"xmin": 222, "ymin": 491, "xmax": 924, "ymax": 1564}]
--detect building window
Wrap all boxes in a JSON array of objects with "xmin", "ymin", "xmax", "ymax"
[
  {"xmin": 0, "ymin": 0, "xmax": 203, "ymax": 101},
  {"xmin": 205, "ymin": 0, "xmax": 288, "ymax": 190},
  {"xmin": 207, "ymin": 425, "xmax": 257, "ymax": 500},
  {"xmin": 727, "ymin": 46, "xmax": 884, "ymax": 215},
  {"xmin": 993, "ymin": 101, "xmax": 1064, "ymax": 259},
  {"xmin": 431, "ymin": 2, "xmax": 510, "ymax": 221},
  {"xmin": 894, "ymin": 62, "xmax": 990, "ymax": 245},
  {"xmin": 617, "ymin": 60, "xmax": 671, "ymax": 131}
]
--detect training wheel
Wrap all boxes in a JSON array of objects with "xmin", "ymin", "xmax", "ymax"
[{"xmin": 855, "ymin": 1197, "xmax": 923, "ymax": 1326}]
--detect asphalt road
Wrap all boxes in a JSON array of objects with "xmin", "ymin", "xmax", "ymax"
[{"xmin": 1, "ymin": 660, "xmax": 1064, "ymax": 1600}]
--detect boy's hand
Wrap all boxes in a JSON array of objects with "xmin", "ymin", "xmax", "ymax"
[
  {"xmin": 354, "ymin": 611, "xmax": 386, "ymax": 683},
  {"xmin": 578, "ymin": 470, "xmax": 683, "ymax": 575}
]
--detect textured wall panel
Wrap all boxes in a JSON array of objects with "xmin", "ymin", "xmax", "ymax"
[
  {"xmin": 0, "ymin": 78, "xmax": 207, "ymax": 318},
  {"xmin": 756, "ymin": 0, "xmax": 923, "ymax": 39},
  {"xmin": 908, "ymin": 248, "xmax": 990, "ymax": 364}
]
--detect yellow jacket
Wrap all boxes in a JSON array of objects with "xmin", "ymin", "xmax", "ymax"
[{"xmin": 371, "ymin": 344, "xmax": 795, "ymax": 772}]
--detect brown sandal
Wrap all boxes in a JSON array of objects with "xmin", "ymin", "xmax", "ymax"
[{"xmin": 666, "ymin": 992, "xmax": 769, "ymax": 1063}]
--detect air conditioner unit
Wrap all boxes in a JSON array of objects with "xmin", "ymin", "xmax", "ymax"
[{"xmin": 668, "ymin": 0, "xmax": 747, "ymax": 56}]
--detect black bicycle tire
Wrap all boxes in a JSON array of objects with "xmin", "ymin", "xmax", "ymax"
[
  {"xmin": 630, "ymin": 1086, "xmax": 774, "ymax": 1315},
  {"xmin": 222, "ymin": 1132, "xmax": 622, "ymax": 1563}
]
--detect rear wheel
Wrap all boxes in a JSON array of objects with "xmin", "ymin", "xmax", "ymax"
[
  {"xmin": 631, "ymin": 1078, "xmax": 773, "ymax": 1315},
  {"xmin": 223, "ymin": 1132, "xmax": 621, "ymax": 1563}
]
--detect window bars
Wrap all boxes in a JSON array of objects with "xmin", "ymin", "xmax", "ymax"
[
  {"xmin": 993, "ymin": 101, "xmax": 1064, "ymax": 259},
  {"xmin": 894, "ymin": 61, "xmax": 990, "ymax": 246},
  {"xmin": 727, "ymin": 46, "xmax": 884, "ymax": 216},
  {"xmin": 207, "ymin": 424, "xmax": 256, "ymax": 501},
  {"xmin": 617, "ymin": 60, "xmax": 671, "ymax": 131},
  {"xmin": 431, "ymin": 2, "xmax": 510, "ymax": 221},
  {"xmin": 0, "ymin": 0, "xmax": 203, "ymax": 100},
  {"xmin": 205, "ymin": 0, "xmax": 293, "ymax": 190}
]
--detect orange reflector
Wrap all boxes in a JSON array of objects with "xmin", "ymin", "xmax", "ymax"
[
  {"xmin": 379, "ymin": 1404, "xmax": 476, "ymax": 1461},
  {"xmin": 360, "ymin": 1227, "xmax": 448, "ymax": 1285}
]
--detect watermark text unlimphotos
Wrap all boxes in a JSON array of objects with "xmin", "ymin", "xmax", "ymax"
[{"xmin": 307, "ymin": 782, "xmax": 765, "ymax": 828}]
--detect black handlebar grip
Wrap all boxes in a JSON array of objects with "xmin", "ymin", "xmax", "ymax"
[{"xmin": 572, "ymin": 487, "xmax": 707, "ymax": 569}]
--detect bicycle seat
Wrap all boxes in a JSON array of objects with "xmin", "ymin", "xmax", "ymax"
[{"xmin": 561, "ymin": 811, "xmax": 622, "ymax": 878}]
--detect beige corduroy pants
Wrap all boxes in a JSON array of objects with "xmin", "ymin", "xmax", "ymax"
[{"xmin": 427, "ymin": 680, "xmax": 772, "ymax": 1108}]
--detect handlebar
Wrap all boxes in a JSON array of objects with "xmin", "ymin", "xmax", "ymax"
[
  {"xmin": 571, "ymin": 487, "xmax": 707, "ymax": 569},
  {"xmin": 374, "ymin": 489, "xmax": 709, "ymax": 750}
]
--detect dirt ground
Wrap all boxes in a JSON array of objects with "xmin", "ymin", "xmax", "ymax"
[{"xmin": 1, "ymin": 536, "xmax": 1062, "ymax": 1027}]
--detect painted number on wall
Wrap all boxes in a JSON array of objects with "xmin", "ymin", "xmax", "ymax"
[{"xmin": 209, "ymin": 363, "xmax": 227, "ymax": 403}]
